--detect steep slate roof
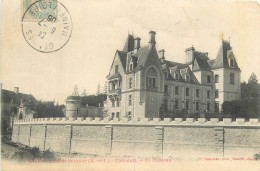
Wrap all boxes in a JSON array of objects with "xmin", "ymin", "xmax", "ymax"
[
  {"xmin": 132, "ymin": 45, "xmax": 151, "ymax": 71},
  {"xmin": 1, "ymin": 89, "xmax": 37, "ymax": 105},
  {"xmin": 164, "ymin": 60, "xmax": 189, "ymax": 69},
  {"xmin": 117, "ymin": 50, "xmax": 127, "ymax": 70},
  {"xmin": 192, "ymin": 51, "xmax": 211, "ymax": 72},
  {"xmin": 123, "ymin": 34, "xmax": 135, "ymax": 52},
  {"xmin": 212, "ymin": 40, "xmax": 240, "ymax": 70}
]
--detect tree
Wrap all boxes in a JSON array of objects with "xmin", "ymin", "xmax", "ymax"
[
  {"xmin": 241, "ymin": 73, "xmax": 260, "ymax": 99},
  {"xmin": 248, "ymin": 72, "xmax": 258, "ymax": 84}
]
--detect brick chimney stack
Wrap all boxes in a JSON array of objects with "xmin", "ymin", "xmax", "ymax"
[
  {"xmin": 149, "ymin": 31, "xmax": 156, "ymax": 45},
  {"xmin": 134, "ymin": 37, "xmax": 141, "ymax": 50},
  {"xmin": 14, "ymin": 87, "xmax": 19, "ymax": 94},
  {"xmin": 159, "ymin": 49, "xmax": 165, "ymax": 63}
]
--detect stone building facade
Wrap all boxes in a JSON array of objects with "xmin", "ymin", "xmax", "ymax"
[{"xmin": 106, "ymin": 31, "xmax": 241, "ymax": 119}]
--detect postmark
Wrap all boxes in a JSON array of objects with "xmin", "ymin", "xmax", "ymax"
[{"xmin": 22, "ymin": 0, "xmax": 72, "ymax": 53}]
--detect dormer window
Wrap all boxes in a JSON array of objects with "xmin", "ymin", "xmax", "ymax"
[
  {"xmin": 175, "ymin": 73, "xmax": 179, "ymax": 80},
  {"xmin": 185, "ymin": 74, "xmax": 190, "ymax": 82},
  {"xmin": 230, "ymin": 58, "xmax": 234, "ymax": 67},
  {"xmin": 115, "ymin": 65, "xmax": 118, "ymax": 73},
  {"xmin": 207, "ymin": 75, "xmax": 211, "ymax": 83},
  {"xmin": 165, "ymin": 72, "xmax": 169, "ymax": 79},
  {"xmin": 129, "ymin": 63, "xmax": 133, "ymax": 71}
]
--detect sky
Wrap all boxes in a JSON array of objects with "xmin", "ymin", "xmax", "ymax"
[{"xmin": 1, "ymin": 0, "xmax": 260, "ymax": 104}]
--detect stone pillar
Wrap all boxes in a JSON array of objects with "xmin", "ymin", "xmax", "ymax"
[
  {"xmin": 105, "ymin": 125, "xmax": 113, "ymax": 155},
  {"xmin": 43, "ymin": 124, "xmax": 47, "ymax": 150},
  {"xmin": 11, "ymin": 125, "xmax": 20, "ymax": 142},
  {"xmin": 154, "ymin": 126, "xmax": 164, "ymax": 157},
  {"xmin": 65, "ymin": 125, "xmax": 72, "ymax": 153},
  {"xmin": 214, "ymin": 127, "xmax": 224, "ymax": 157},
  {"xmin": 28, "ymin": 125, "xmax": 32, "ymax": 146}
]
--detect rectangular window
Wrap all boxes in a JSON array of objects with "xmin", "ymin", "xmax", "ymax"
[
  {"xmin": 129, "ymin": 63, "xmax": 133, "ymax": 71},
  {"xmin": 112, "ymin": 113, "xmax": 115, "ymax": 119},
  {"xmin": 230, "ymin": 59, "xmax": 234, "ymax": 67},
  {"xmin": 175, "ymin": 73, "xmax": 179, "ymax": 80},
  {"xmin": 186, "ymin": 101, "xmax": 189, "ymax": 110},
  {"xmin": 215, "ymin": 75, "xmax": 219, "ymax": 83},
  {"xmin": 186, "ymin": 75, "xmax": 190, "ymax": 82},
  {"xmin": 164, "ymin": 99, "xmax": 168, "ymax": 110},
  {"xmin": 207, "ymin": 90, "xmax": 210, "ymax": 99},
  {"xmin": 215, "ymin": 103, "xmax": 219, "ymax": 112},
  {"xmin": 207, "ymin": 75, "xmax": 211, "ymax": 83},
  {"xmin": 116, "ymin": 98, "xmax": 120, "ymax": 106},
  {"xmin": 112, "ymin": 82, "xmax": 116, "ymax": 90},
  {"xmin": 196, "ymin": 89, "xmax": 200, "ymax": 97},
  {"xmin": 129, "ymin": 78, "xmax": 132, "ymax": 88},
  {"xmin": 112, "ymin": 100, "xmax": 115, "ymax": 107},
  {"xmin": 175, "ymin": 86, "xmax": 179, "ymax": 95},
  {"xmin": 165, "ymin": 72, "xmax": 168, "ymax": 79},
  {"xmin": 186, "ymin": 87, "xmax": 189, "ymax": 96},
  {"xmin": 230, "ymin": 73, "xmax": 235, "ymax": 84},
  {"xmin": 164, "ymin": 85, "xmax": 168, "ymax": 92},
  {"xmin": 196, "ymin": 102, "xmax": 199, "ymax": 111},
  {"xmin": 128, "ymin": 95, "xmax": 132, "ymax": 105},
  {"xmin": 215, "ymin": 90, "xmax": 219, "ymax": 98},
  {"xmin": 207, "ymin": 103, "xmax": 210, "ymax": 111},
  {"xmin": 175, "ymin": 100, "xmax": 179, "ymax": 109},
  {"xmin": 115, "ymin": 65, "xmax": 119, "ymax": 73},
  {"xmin": 128, "ymin": 111, "xmax": 132, "ymax": 118},
  {"xmin": 116, "ymin": 112, "xmax": 120, "ymax": 118}
]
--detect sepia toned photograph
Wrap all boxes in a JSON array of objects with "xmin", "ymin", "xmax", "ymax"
[{"xmin": 1, "ymin": 0, "xmax": 260, "ymax": 170}]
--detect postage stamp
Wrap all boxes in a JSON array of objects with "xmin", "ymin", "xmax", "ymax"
[
  {"xmin": 22, "ymin": 0, "xmax": 57, "ymax": 21},
  {"xmin": 22, "ymin": 0, "xmax": 72, "ymax": 53}
]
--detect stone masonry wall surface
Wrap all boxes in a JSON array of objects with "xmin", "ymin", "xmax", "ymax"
[{"xmin": 12, "ymin": 117, "xmax": 260, "ymax": 158}]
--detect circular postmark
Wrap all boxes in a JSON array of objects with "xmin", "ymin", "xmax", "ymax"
[{"xmin": 22, "ymin": 0, "xmax": 72, "ymax": 53}]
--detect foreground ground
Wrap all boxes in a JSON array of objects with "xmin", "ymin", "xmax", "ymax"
[{"xmin": 1, "ymin": 140, "xmax": 260, "ymax": 171}]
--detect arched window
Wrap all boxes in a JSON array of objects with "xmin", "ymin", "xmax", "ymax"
[
  {"xmin": 146, "ymin": 68, "xmax": 157, "ymax": 88},
  {"xmin": 230, "ymin": 73, "xmax": 235, "ymax": 84}
]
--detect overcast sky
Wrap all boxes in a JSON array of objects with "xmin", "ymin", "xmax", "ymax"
[{"xmin": 1, "ymin": 0, "xmax": 260, "ymax": 104}]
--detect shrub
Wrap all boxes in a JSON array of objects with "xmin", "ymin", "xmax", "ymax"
[{"xmin": 254, "ymin": 152, "xmax": 260, "ymax": 160}]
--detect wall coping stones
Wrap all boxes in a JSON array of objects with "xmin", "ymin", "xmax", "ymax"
[
  {"xmin": 153, "ymin": 118, "xmax": 161, "ymax": 123},
  {"xmin": 186, "ymin": 118, "xmax": 195, "ymax": 123},
  {"xmin": 198, "ymin": 118, "xmax": 207, "ymax": 124},
  {"xmin": 174, "ymin": 118, "xmax": 183, "ymax": 123},
  {"xmin": 13, "ymin": 117, "xmax": 260, "ymax": 127},
  {"xmin": 95, "ymin": 117, "xmax": 101, "ymax": 122},
  {"xmin": 249, "ymin": 118, "xmax": 259, "ymax": 124},
  {"xmin": 223, "ymin": 118, "xmax": 232, "ymax": 124},
  {"xmin": 210, "ymin": 118, "xmax": 219, "ymax": 124},
  {"xmin": 85, "ymin": 117, "xmax": 93, "ymax": 122},
  {"xmin": 163, "ymin": 118, "xmax": 172, "ymax": 123},
  {"xmin": 236, "ymin": 118, "xmax": 245, "ymax": 124}
]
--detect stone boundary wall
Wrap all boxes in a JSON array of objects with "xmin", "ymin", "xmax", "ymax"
[{"xmin": 12, "ymin": 117, "xmax": 260, "ymax": 158}]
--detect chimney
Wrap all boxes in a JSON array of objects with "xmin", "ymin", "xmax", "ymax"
[
  {"xmin": 159, "ymin": 49, "xmax": 165, "ymax": 63},
  {"xmin": 149, "ymin": 31, "xmax": 156, "ymax": 45},
  {"xmin": 14, "ymin": 87, "xmax": 19, "ymax": 94},
  {"xmin": 134, "ymin": 37, "xmax": 141, "ymax": 50},
  {"xmin": 185, "ymin": 46, "xmax": 195, "ymax": 63}
]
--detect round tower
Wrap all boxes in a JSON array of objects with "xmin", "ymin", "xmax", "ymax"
[{"xmin": 65, "ymin": 85, "xmax": 82, "ymax": 117}]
